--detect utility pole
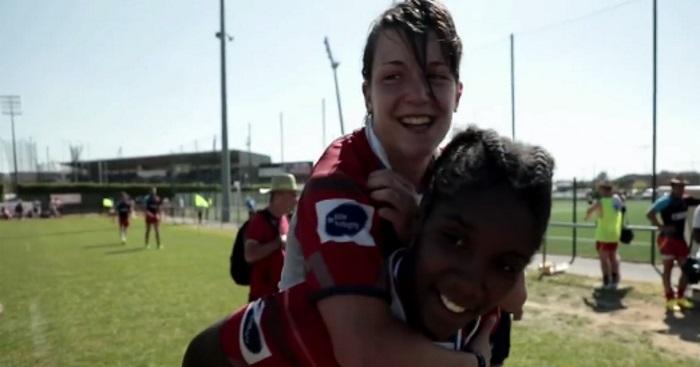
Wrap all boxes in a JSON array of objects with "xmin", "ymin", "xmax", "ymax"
[
  {"xmin": 650, "ymin": 0, "xmax": 658, "ymax": 265},
  {"xmin": 322, "ymin": 98, "xmax": 326, "ymax": 149},
  {"xmin": 651, "ymin": 0, "xmax": 658, "ymax": 204},
  {"xmin": 1, "ymin": 95, "xmax": 21, "ymax": 190},
  {"xmin": 324, "ymin": 37, "xmax": 345, "ymax": 135},
  {"xmin": 68, "ymin": 144, "xmax": 83, "ymax": 182},
  {"xmin": 216, "ymin": 0, "xmax": 234, "ymax": 222},
  {"xmin": 246, "ymin": 122, "xmax": 252, "ymax": 184},
  {"xmin": 279, "ymin": 112, "xmax": 284, "ymax": 163},
  {"xmin": 510, "ymin": 33, "xmax": 516, "ymax": 141}
]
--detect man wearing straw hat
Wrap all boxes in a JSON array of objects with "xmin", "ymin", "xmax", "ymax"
[
  {"xmin": 647, "ymin": 177, "xmax": 700, "ymax": 311},
  {"xmin": 586, "ymin": 181, "xmax": 624, "ymax": 289},
  {"xmin": 244, "ymin": 173, "xmax": 299, "ymax": 301}
]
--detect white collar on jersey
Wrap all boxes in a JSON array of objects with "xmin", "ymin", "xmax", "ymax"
[
  {"xmin": 364, "ymin": 117, "xmax": 427, "ymax": 203},
  {"xmin": 365, "ymin": 117, "xmax": 392, "ymax": 169}
]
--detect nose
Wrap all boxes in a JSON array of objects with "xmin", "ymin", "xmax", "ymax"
[
  {"xmin": 404, "ymin": 73, "xmax": 431, "ymax": 104},
  {"xmin": 444, "ymin": 264, "xmax": 485, "ymax": 304}
]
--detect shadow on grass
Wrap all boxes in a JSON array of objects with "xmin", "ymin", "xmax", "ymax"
[
  {"xmin": 662, "ymin": 309, "xmax": 700, "ymax": 343},
  {"xmin": 83, "ymin": 243, "xmax": 123, "ymax": 249},
  {"xmin": 0, "ymin": 228, "xmax": 114, "ymax": 240},
  {"xmin": 582, "ymin": 286, "xmax": 633, "ymax": 312},
  {"xmin": 105, "ymin": 247, "xmax": 146, "ymax": 255}
]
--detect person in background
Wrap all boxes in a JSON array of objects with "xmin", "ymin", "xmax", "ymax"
[
  {"xmin": 50, "ymin": 198, "xmax": 62, "ymax": 217},
  {"xmin": 14, "ymin": 200, "xmax": 24, "ymax": 219},
  {"xmin": 0, "ymin": 205, "xmax": 12, "ymax": 220},
  {"xmin": 693, "ymin": 203, "xmax": 700, "ymax": 256},
  {"xmin": 646, "ymin": 177, "xmax": 700, "ymax": 312},
  {"xmin": 244, "ymin": 174, "xmax": 298, "ymax": 301},
  {"xmin": 144, "ymin": 187, "xmax": 163, "ymax": 249},
  {"xmin": 585, "ymin": 181, "xmax": 625, "ymax": 289},
  {"xmin": 245, "ymin": 196, "xmax": 256, "ymax": 216},
  {"xmin": 32, "ymin": 200, "xmax": 41, "ymax": 218},
  {"xmin": 116, "ymin": 192, "xmax": 132, "ymax": 244}
]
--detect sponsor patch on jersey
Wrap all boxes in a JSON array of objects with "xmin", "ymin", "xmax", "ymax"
[
  {"xmin": 239, "ymin": 299, "xmax": 272, "ymax": 364},
  {"xmin": 315, "ymin": 199, "xmax": 375, "ymax": 246},
  {"xmin": 671, "ymin": 212, "xmax": 687, "ymax": 221}
]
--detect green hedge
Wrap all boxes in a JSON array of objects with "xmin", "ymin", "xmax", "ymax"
[{"xmin": 17, "ymin": 183, "xmax": 221, "ymax": 198}]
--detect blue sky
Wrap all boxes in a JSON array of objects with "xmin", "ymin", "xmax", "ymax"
[{"xmin": 0, "ymin": 0, "xmax": 697, "ymax": 180}]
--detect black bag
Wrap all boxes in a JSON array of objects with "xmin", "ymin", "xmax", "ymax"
[
  {"xmin": 682, "ymin": 257, "xmax": 700, "ymax": 284},
  {"xmin": 230, "ymin": 220, "xmax": 252, "ymax": 285},
  {"xmin": 619, "ymin": 204, "xmax": 634, "ymax": 245},
  {"xmin": 230, "ymin": 210, "xmax": 278, "ymax": 285},
  {"xmin": 620, "ymin": 227, "xmax": 634, "ymax": 244}
]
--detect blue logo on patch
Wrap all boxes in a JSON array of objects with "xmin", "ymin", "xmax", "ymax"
[
  {"xmin": 242, "ymin": 308, "xmax": 262, "ymax": 353},
  {"xmin": 325, "ymin": 203, "xmax": 368, "ymax": 237}
]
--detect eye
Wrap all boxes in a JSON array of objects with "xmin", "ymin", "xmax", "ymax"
[
  {"xmin": 454, "ymin": 237, "xmax": 471, "ymax": 250},
  {"xmin": 437, "ymin": 231, "xmax": 460, "ymax": 247},
  {"xmin": 428, "ymin": 73, "xmax": 449, "ymax": 80},
  {"xmin": 383, "ymin": 73, "xmax": 401, "ymax": 82},
  {"xmin": 498, "ymin": 260, "xmax": 523, "ymax": 274},
  {"xmin": 428, "ymin": 71, "xmax": 453, "ymax": 84}
]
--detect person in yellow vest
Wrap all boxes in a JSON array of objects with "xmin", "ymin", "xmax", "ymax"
[{"xmin": 586, "ymin": 181, "xmax": 625, "ymax": 289}]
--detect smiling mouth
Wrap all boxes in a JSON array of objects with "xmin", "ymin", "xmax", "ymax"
[
  {"xmin": 439, "ymin": 293, "xmax": 467, "ymax": 314},
  {"xmin": 399, "ymin": 115, "xmax": 433, "ymax": 129}
]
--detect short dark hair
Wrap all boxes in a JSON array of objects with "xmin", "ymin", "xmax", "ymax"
[
  {"xmin": 422, "ymin": 126, "xmax": 555, "ymax": 247},
  {"xmin": 362, "ymin": 0, "xmax": 462, "ymax": 84}
]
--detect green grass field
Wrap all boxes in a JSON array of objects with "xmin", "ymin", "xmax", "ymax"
[
  {"xmin": 0, "ymin": 216, "xmax": 245, "ymax": 366},
  {"xmin": 545, "ymin": 199, "xmax": 667, "ymax": 263},
  {"xmin": 1, "ymin": 216, "xmax": 697, "ymax": 366}
]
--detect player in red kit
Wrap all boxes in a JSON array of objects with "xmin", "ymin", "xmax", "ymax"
[{"xmin": 144, "ymin": 187, "xmax": 163, "ymax": 249}]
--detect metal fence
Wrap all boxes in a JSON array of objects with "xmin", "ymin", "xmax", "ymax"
[
  {"xmin": 545, "ymin": 181, "xmax": 699, "ymax": 275},
  {"xmin": 167, "ymin": 190, "xmax": 270, "ymax": 229}
]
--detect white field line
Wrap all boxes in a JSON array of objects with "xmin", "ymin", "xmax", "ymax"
[{"xmin": 29, "ymin": 300, "xmax": 48, "ymax": 360}]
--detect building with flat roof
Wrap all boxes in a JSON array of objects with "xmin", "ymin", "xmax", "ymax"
[
  {"xmin": 63, "ymin": 150, "xmax": 314, "ymax": 186},
  {"xmin": 65, "ymin": 150, "xmax": 271, "ymax": 185}
]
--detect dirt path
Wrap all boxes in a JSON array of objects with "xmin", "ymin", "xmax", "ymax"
[{"xmin": 525, "ymin": 276, "xmax": 700, "ymax": 359}]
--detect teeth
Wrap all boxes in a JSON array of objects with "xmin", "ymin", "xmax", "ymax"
[
  {"xmin": 400, "ymin": 116, "xmax": 431, "ymax": 125},
  {"xmin": 440, "ymin": 294, "xmax": 466, "ymax": 314}
]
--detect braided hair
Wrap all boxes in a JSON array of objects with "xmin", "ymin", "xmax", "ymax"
[{"xmin": 421, "ymin": 126, "xmax": 555, "ymax": 246}]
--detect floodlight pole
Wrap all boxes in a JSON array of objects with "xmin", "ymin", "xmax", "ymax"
[
  {"xmin": 324, "ymin": 37, "xmax": 345, "ymax": 135},
  {"xmin": 322, "ymin": 98, "xmax": 326, "ymax": 148},
  {"xmin": 651, "ymin": 0, "xmax": 657, "ymax": 203},
  {"xmin": 217, "ymin": 0, "xmax": 233, "ymax": 222},
  {"xmin": 650, "ymin": 0, "xmax": 658, "ymax": 266},
  {"xmin": 510, "ymin": 33, "xmax": 516, "ymax": 141},
  {"xmin": 9, "ymin": 110, "xmax": 18, "ymax": 188},
  {"xmin": 1, "ymin": 95, "xmax": 21, "ymax": 190},
  {"xmin": 280, "ymin": 112, "xmax": 284, "ymax": 164},
  {"xmin": 246, "ymin": 122, "xmax": 252, "ymax": 184}
]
